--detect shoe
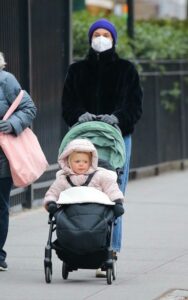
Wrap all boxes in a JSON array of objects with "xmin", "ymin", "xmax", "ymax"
[
  {"xmin": 95, "ymin": 268, "xmax": 106, "ymax": 278},
  {"xmin": 0, "ymin": 261, "xmax": 8, "ymax": 271}
]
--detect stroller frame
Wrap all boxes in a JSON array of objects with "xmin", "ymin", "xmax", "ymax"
[
  {"xmin": 44, "ymin": 209, "xmax": 117, "ymax": 285},
  {"xmin": 44, "ymin": 121, "xmax": 125, "ymax": 285}
]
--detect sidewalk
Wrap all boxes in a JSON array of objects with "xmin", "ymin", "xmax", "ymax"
[{"xmin": 1, "ymin": 169, "xmax": 188, "ymax": 300}]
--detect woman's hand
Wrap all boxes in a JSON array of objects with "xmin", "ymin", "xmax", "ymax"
[
  {"xmin": 0, "ymin": 121, "xmax": 13, "ymax": 133},
  {"xmin": 98, "ymin": 114, "xmax": 119, "ymax": 125},
  {"xmin": 78, "ymin": 112, "xmax": 96, "ymax": 123}
]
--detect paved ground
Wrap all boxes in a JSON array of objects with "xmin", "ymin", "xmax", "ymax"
[{"xmin": 1, "ymin": 169, "xmax": 188, "ymax": 300}]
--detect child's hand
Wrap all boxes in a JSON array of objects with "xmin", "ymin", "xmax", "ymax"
[
  {"xmin": 113, "ymin": 199, "xmax": 124, "ymax": 217},
  {"xmin": 47, "ymin": 201, "xmax": 58, "ymax": 215}
]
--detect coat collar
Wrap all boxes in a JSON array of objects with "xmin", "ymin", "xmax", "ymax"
[{"xmin": 86, "ymin": 47, "xmax": 119, "ymax": 65}]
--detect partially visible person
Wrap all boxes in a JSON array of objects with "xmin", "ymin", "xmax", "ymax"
[
  {"xmin": 0, "ymin": 52, "xmax": 37, "ymax": 271},
  {"xmin": 61, "ymin": 18, "xmax": 143, "ymax": 275},
  {"xmin": 43, "ymin": 138, "xmax": 124, "ymax": 219}
]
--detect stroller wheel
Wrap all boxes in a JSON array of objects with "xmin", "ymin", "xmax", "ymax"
[
  {"xmin": 112, "ymin": 260, "xmax": 117, "ymax": 280},
  {"xmin": 62, "ymin": 262, "xmax": 69, "ymax": 280},
  {"xmin": 106, "ymin": 268, "xmax": 112, "ymax": 285},
  {"xmin": 45, "ymin": 266, "xmax": 52, "ymax": 283}
]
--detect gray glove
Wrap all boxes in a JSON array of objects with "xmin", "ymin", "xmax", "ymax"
[
  {"xmin": 99, "ymin": 114, "xmax": 119, "ymax": 125},
  {"xmin": 0, "ymin": 120, "xmax": 13, "ymax": 133},
  {"xmin": 78, "ymin": 112, "xmax": 96, "ymax": 123}
]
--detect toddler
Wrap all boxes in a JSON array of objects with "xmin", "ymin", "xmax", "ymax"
[{"xmin": 44, "ymin": 138, "xmax": 124, "ymax": 217}]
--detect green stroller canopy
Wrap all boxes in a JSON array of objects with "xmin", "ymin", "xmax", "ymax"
[{"xmin": 58, "ymin": 121, "xmax": 125, "ymax": 169}]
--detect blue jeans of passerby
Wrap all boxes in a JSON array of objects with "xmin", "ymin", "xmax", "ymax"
[
  {"xmin": 0, "ymin": 177, "xmax": 12, "ymax": 262},
  {"xmin": 112, "ymin": 135, "xmax": 132, "ymax": 252}
]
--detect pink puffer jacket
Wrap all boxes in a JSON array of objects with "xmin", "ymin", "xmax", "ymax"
[{"xmin": 44, "ymin": 139, "xmax": 124, "ymax": 206}]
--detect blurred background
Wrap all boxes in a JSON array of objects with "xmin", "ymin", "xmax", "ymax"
[
  {"xmin": 0, "ymin": 0, "xmax": 187, "ymax": 209},
  {"xmin": 84, "ymin": 0, "xmax": 187, "ymax": 20}
]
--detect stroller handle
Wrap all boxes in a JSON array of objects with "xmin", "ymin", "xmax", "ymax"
[{"xmin": 71, "ymin": 117, "xmax": 121, "ymax": 132}]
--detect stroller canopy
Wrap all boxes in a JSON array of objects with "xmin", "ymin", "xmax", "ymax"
[{"xmin": 59, "ymin": 121, "xmax": 125, "ymax": 169}]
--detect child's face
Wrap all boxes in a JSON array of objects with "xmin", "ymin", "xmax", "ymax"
[{"xmin": 69, "ymin": 152, "xmax": 91, "ymax": 174}]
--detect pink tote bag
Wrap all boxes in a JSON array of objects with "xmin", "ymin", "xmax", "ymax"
[{"xmin": 0, "ymin": 90, "xmax": 49, "ymax": 187}]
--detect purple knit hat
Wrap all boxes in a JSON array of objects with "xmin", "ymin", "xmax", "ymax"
[{"xmin": 88, "ymin": 19, "xmax": 117, "ymax": 45}]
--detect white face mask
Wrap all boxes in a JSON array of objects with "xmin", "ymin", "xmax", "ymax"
[{"xmin": 91, "ymin": 36, "xmax": 113, "ymax": 53}]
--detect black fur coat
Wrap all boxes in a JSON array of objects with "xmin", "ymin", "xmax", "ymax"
[{"xmin": 62, "ymin": 47, "xmax": 143, "ymax": 136}]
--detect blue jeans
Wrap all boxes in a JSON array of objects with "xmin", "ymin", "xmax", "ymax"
[
  {"xmin": 112, "ymin": 135, "xmax": 132, "ymax": 252},
  {"xmin": 0, "ymin": 178, "xmax": 12, "ymax": 262}
]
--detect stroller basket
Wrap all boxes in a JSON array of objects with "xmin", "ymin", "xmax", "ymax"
[{"xmin": 54, "ymin": 239, "xmax": 109, "ymax": 269}]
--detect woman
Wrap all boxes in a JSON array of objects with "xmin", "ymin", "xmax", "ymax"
[
  {"xmin": 0, "ymin": 52, "xmax": 37, "ymax": 271},
  {"xmin": 61, "ymin": 19, "xmax": 143, "ymax": 276}
]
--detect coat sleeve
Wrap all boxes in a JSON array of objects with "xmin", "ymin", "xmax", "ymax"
[
  {"xmin": 44, "ymin": 174, "xmax": 67, "ymax": 206},
  {"xmin": 98, "ymin": 170, "xmax": 124, "ymax": 202},
  {"xmin": 113, "ymin": 62, "xmax": 143, "ymax": 136},
  {"xmin": 4, "ymin": 73, "xmax": 37, "ymax": 135},
  {"xmin": 62, "ymin": 64, "xmax": 86, "ymax": 126}
]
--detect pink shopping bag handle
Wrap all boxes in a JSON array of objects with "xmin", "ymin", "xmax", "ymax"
[{"xmin": 3, "ymin": 90, "xmax": 24, "ymax": 121}]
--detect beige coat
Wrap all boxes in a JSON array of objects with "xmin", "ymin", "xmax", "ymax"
[{"xmin": 44, "ymin": 139, "xmax": 124, "ymax": 206}]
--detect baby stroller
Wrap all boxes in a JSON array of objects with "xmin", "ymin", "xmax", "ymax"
[{"xmin": 44, "ymin": 121, "xmax": 125, "ymax": 285}]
